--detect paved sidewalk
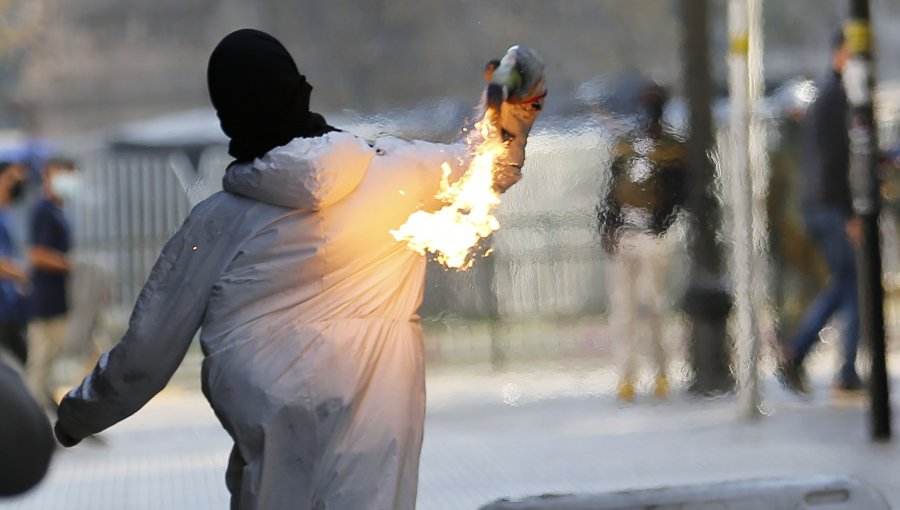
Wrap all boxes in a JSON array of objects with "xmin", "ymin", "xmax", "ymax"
[{"xmin": 1, "ymin": 359, "xmax": 898, "ymax": 510}]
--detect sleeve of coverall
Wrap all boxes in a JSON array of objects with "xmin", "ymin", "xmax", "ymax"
[
  {"xmin": 387, "ymin": 103, "xmax": 542, "ymax": 212},
  {"xmin": 393, "ymin": 139, "xmax": 470, "ymax": 212},
  {"xmin": 56, "ymin": 206, "xmax": 228, "ymax": 441}
]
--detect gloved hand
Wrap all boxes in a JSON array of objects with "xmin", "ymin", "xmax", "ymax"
[
  {"xmin": 482, "ymin": 45, "xmax": 546, "ymax": 192},
  {"xmin": 54, "ymin": 421, "xmax": 81, "ymax": 447}
]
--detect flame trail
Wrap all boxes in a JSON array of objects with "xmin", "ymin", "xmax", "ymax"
[{"xmin": 390, "ymin": 113, "xmax": 507, "ymax": 270}]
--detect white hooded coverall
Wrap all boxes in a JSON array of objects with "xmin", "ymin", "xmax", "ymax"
[{"xmin": 57, "ymin": 131, "xmax": 470, "ymax": 509}]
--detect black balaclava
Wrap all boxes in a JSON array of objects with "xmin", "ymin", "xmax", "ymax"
[{"xmin": 207, "ymin": 28, "xmax": 336, "ymax": 162}]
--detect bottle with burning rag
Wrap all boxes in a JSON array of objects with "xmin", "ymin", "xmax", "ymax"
[{"xmin": 390, "ymin": 44, "xmax": 547, "ymax": 269}]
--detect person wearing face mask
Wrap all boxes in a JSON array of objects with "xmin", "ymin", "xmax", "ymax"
[
  {"xmin": 26, "ymin": 158, "xmax": 77, "ymax": 411},
  {"xmin": 0, "ymin": 162, "xmax": 29, "ymax": 366},
  {"xmin": 776, "ymin": 32, "xmax": 863, "ymax": 396}
]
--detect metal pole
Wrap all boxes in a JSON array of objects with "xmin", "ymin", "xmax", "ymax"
[
  {"xmin": 748, "ymin": 0, "xmax": 774, "ymax": 357},
  {"xmin": 728, "ymin": 0, "xmax": 761, "ymax": 418},
  {"xmin": 680, "ymin": 0, "xmax": 735, "ymax": 396},
  {"xmin": 844, "ymin": 0, "xmax": 891, "ymax": 441}
]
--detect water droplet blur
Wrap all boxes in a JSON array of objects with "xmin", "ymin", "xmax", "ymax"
[
  {"xmin": 23, "ymin": 3, "xmax": 900, "ymax": 504},
  {"xmin": 502, "ymin": 382, "xmax": 522, "ymax": 406}
]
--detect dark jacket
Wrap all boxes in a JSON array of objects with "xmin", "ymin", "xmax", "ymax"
[
  {"xmin": 801, "ymin": 70, "xmax": 852, "ymax": 216},
  {"xmin": 598, "ymin": 128, "xmax": 688, "ymax": 252},
  {"xmin": 29, "ymin": 198, "xmax": 71, "ymax": 319}
]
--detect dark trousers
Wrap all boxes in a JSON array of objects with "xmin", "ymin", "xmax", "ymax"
[
  {"xmin": 0, "ymin": 321, "xmax": 27, "ymax": 365},
  {"xmin": 789, "ymin": 206, "xmax": 860, "ymax": 383}
]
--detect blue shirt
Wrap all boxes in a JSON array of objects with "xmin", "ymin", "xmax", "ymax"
[
  {"xmin": 29, "ymin": 199, "xmax": 70, "ymax": 319},
  {"xmin": 0, "ymin": 210, "xmax": 25, "ymax": 324}
]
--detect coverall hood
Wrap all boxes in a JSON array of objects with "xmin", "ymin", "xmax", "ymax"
[{"xmin": 222, "ymin": 131, "xmax": 374, "ymax": 210}]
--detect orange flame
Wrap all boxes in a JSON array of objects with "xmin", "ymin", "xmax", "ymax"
[{"xmin": 391, "ymin": 113, "xmax": 506, "ymax": 269}]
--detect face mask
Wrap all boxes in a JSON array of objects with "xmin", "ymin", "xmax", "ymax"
[
  {"xmin": 50, "ymin": 173, "xmax": 80, "ymax": 202},
  {"xmin": 9, "ymin": 180, "xmax": 24, "ymax": 202}
]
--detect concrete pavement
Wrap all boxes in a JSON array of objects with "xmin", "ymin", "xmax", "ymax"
[{"xmin": 1, "ymin": 357, "xmax": 899, "ymax": 510}]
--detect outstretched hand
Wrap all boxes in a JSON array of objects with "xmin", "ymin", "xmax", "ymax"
[
  {"xmin": 54, "ymin": 421, "xmax": 81, "ymax": 447},
  {"xmin": 480, "ymin": 46, "xmax": 547, "ymax": 193}
]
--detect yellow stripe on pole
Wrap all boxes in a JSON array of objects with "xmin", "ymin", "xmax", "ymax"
[
  {"xmin": 730, "ymin": 33, "xmax": 749, "ymax": 56},
  {"xmin": 845, "ymin": 19, "xmax": 870, "ymax": 54}
]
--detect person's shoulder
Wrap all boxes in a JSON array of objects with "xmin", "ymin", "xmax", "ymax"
[
  {"xmin": 171, "ymin": 191, "xmax": 268, "ymax": 252},
  {"xmin": 371, "ymin": 135, "xmax": 431, "ymax": 154},
  {"xmin": 264, "ymin": 131, "xmax": 373, "ymax": 170},
  {"xmin": 29, "ymin": 197, "xmax": 49, "ymax": 212},
  {"xmin": 29, "ymin": 198, "xmax": 55, "ymax": 221},
  {"xmin": 190, "ymin": 190, "xmax": 287, "ymax": 230},
  {"xmin": 191, "ymin": 190, "xmax": 255, "ymax": 217},
  {"xmin": 655, "ymin": 142, "xmax": 687, "ymax": 165},
  {"xmin": 817, "ymin": 71, "xmax": 844, "ymax": 97},
  {"xmin": 657, "ymin": 132, "xmax": 686, "ymax": 151},
  {"xmin": 614, "ymin": 139, "xmax": 632, "ymax": 154},
  {"xmin": 370, "ymin": 135, "xmax": 465, "ymax": 169}
]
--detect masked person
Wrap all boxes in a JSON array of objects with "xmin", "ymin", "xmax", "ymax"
[
  {"xmin": 0, "ymin": 162, "xmax": 28, "ymax": 366},
  {"xmin": 777, "ymin": 33, "xmax": 862, "ymax": 396},
  {"xmin": 26, "ymin": 158, "xmax": 77, "ymax": 411},
  {"xmin": 598, "ymin": 82, "xmax": 687, "ymax": 402},
  {"xmin": 54, "ymin": 29, "xmax": 545, "ymax": 510}
]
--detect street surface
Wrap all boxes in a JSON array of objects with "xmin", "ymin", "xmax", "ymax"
[{"xmin": 1, "ymin": 355, "xmax": 898, "ymax": 510}]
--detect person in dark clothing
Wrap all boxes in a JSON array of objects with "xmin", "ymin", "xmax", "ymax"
[
  {"xmin": 0, "ymin": 162, "xmax": 29, "ymax": 365},
  {"xmin": 26, "ymin": 158, "xmax": 76, "ymax": 410},
  {"xmin": 0, "ymin": 358, "xmax": 54, "ymax": 496},
  {"xmin": 767, "ymin": 108, "xmax": 829, "ymax": 346},
  {"xmin": 598, "ymin": 82, "xmax": 688, "ymax": 402},
  {"xmin": 778, "ymin": 33, "xmax": 862, "ymax": 395}
]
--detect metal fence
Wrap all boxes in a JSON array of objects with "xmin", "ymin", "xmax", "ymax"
[
  {"xmin": 72, "ymin": 153, "xmax": 189, "ymax": 311},
  {"xmin": 67, "ymin": 124, "xmax": 900, "ymax": 365},
  {"xmin": 70, "ymin": 147, "xmax": 232, "ymax": 313},
  {"xmin": 71, "ymin": 129, "xmax": 626, "ymax": 319}
]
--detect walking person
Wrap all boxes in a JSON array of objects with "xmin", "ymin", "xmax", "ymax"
[
  {"xmin": 26, "ymin": 158, "xmax": 78, "ymax": 410},
  {"xmin": 54, "ymin": 29, "xmax": 545, "ymax": 510},
  {"xmin": 777, "ymin": 33, "xmax": 863, "ymax": 395},
  {"xmin": 599, "ymin": 82, "xmax": 687, "ymax": 402}
]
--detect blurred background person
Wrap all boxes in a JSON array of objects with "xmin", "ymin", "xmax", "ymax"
[
  {"xmin": 598, "ymin": 82, "xmax": 688, "ymax": 402},
  {"xmin": 0, "ymin": 161, "xmax": 29, "ymax": 367},
  {"xmin": 766, "ymin": 87, "xmax": 829, "ymax": 353},
  {"xmin": 26, "ymin": 158, "xmax": 77, "ymax": 410},
  {"xmin": 777, "ymin": 33, "xmax": 863, "ymax": 396},
  {"xmin": 67, "ymin": 254, "xmax": 114, "ymax": 377}
]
